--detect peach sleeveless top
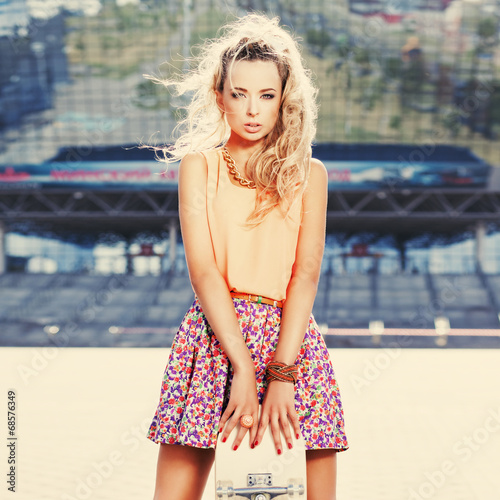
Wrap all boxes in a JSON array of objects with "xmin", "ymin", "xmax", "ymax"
[{"xmin": 202, "ymin": 149, "xmax": 302, "ymax": 301}]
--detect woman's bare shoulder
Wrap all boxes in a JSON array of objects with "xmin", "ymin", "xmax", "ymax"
[
  {"xmin": 180, "ymin": 151, "xmax": 207, "ymax": 167},
  {"xmin": 309, "ymin": 157, "xmax": 327, "ymax": 175},
  {"xmin": 180, "ymin": 148, "xmax": 221, "ymax": 170},
  {"xmin": 307, "ymin": 157, "xmax": 328, "ymax": 188},
  {"xmin": 179, "ymin": 151, "xmax": 210, "ymax": 183}
]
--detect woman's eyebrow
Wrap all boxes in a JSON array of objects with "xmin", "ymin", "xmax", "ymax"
[{"xmin": 233, "ymin": 86, "xmax": 277, "ymax": 92}]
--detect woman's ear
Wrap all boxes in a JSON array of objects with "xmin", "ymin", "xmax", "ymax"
[{"xmin": 215, "ymin": 90, "xmax": 225, "ymax": 113}]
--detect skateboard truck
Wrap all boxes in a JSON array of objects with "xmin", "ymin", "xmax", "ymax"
[{"xmin": 216, "ymin": 473, "xmax": 305, "ymax": 500}]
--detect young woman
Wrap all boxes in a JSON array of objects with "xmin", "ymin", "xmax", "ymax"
[{"xmin": 146, "ymin": 14, "xmax": 348, "ymax": 500}]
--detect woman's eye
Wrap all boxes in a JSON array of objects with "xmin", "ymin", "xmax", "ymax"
[
  {"xmin": 262, "ymin": 94, "xmax": 275, "ymax": 100},
  {"xmin": 231, "ymin": 92, "xmax": 245, "ymax": 98}
]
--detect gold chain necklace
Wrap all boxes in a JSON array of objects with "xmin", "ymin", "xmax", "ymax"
[{"xmin": 222, "ymin": 147, "xmax": 257, "ymax": 190}]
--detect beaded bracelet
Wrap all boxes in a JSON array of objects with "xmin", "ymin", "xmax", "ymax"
[{"xmin": 266, "ymin": 361, "xmax": 298, "ymax": 385}]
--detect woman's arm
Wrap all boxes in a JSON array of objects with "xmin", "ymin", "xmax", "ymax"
[
  {"xmin": 274, "ymin": 158, "xmax": 328, "ymax": 363},
  {"xmin": 178, "ymin": 152, "xmax": 259, "ymax": 446},
  {"xmin": 254, "ymin": 158, "xmax": 328, "ymax": 452}
]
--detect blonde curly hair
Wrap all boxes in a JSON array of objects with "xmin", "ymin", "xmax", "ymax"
[{"xmin": 148, "ymin": 13, "xmax": 318, "ymax": 225}]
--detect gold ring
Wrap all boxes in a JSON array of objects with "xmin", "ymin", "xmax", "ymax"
[{"xmin": 240, "ymin": 414, "xmax": 254, "ymax": 429}]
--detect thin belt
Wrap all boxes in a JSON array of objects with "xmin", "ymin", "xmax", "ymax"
[{"xmin": 230, "ymin": 291, "xmax": 283, "ymax": 308}]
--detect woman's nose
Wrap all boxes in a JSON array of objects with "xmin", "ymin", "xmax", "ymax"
[{"xmin": 246, "ymin": 98, "xmax": 259, "ymax": 116}]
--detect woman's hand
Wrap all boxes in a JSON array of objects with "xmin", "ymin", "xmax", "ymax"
[
  {"xmin": 218, "ymin": 363, "xmax": 259, "ymax": 450},
  {"xmin": 254, "ymin": 380, "xmax": 300, "ymax": 454}
]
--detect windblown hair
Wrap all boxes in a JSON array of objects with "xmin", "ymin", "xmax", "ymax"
[{"xmin": 147, "ymin": 13, "xmax": 318, "ymax": 225}]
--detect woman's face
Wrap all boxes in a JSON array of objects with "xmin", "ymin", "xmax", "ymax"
[{"xmin": 217, "ymin": 59, "xmax": 282, "ymax": 146}]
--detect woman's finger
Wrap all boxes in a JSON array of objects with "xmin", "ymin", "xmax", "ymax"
[
  {"xmin": 248, "ymin": 410, "xmax": 259, "ymax": 446},
  {"xmin": 254, "ymin": 410, "xmax": 269, "ymax": 448},
  {"xmin": 230, "ymin": 422, "xmax": 249, "ymax": 451},
  {"xmin": 288, "ymin": 406, "xmax": 301, "ymax": 440},
  {"xmin": 220, "ymin": 412, "xmax": 241, "ymax": 443},
  {"xmin": 279, "ymin": 409, "xmax": 294, "ymax": 449},
  {"xmin": 218, "ymin": 403, "xmax": 235, "ymax": 435},
  {"xmin": 269, "ymin": 412, "xmax": 283, "ymax": 455}
]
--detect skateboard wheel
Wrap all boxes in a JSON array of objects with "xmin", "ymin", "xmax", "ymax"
[
  {"xmin": 216, "ymin": 480, "xmax": 234, "ymax": 498},
  {"xmin": 287, "ymin": 479, "xmax": 305, "ymax": 496}
]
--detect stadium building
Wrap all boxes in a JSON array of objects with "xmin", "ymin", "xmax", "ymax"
[{"xmin": 1, "ymin": 0, "xmax": 500, "ymax": 348}]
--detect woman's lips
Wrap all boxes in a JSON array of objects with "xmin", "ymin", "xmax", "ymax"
[{"xmin": 244, "ymin": 123, "xmax": 262, "ymax": 133}]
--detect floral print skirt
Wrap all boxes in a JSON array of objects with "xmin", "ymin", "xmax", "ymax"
[{"xmin": 147, "ymin": 297, "xmax": 349, "ymax": 451}]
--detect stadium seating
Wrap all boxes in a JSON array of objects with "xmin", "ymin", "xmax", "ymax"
[{"xmin": 1, "ymin": 271, "xmax": 499, "ymax": 347}]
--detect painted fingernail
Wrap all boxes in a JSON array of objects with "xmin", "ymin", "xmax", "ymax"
[
  {"xmin": 288, "ymin": 442, "xmax": 293, "ymax": 449},
  {"xmin": 222, "ymin": 437, "xmax": 227, "ymax": 443},
  {"xmin": 251, "ymin": 443, "xmax": 254, "ymax": 449},
  {"xmin": 233, "ymin": 445, "xmax": 238, "ymax": 451},
  {"xmin": 277, "ymin": 448, "xmax": 282, "ymax": 455},
  {"xmin": 296, "ymin": 433, "xmax": 300, "ymax": 439},
  {"xmin": 254, "ymin": 440, "xmax": 259, "ymax": 446}
]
